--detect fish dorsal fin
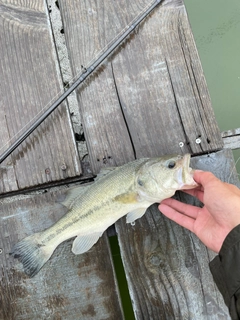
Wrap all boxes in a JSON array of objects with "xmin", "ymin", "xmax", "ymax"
[
  {"xmin": 94, "ymin": 167, "xmax": 117, "ymax": 182},
  {"xmin": 126, "ymin": 208, "xmax": 147, "ymax": 224},
  {"xmin": 72, "ymin": 232, "xmax": 103, "ymax": 254},
  {"xmin": 60, "ymin": 185, "xmax": 89, "ymax": 209}
]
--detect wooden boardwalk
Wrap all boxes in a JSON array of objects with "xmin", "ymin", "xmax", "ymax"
[{"xmin": 0, "ymin": 0, "xmax": 239, "ymax": 319}]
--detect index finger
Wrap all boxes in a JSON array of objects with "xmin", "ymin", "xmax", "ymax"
[{"xmin": 193, "ymin": 170, "xmax": 220, "ymax": 187}]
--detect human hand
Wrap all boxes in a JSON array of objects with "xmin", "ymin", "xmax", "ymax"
[{"xmin": 159, "ymin": 170, "xmax": 240, "ymax": 253}]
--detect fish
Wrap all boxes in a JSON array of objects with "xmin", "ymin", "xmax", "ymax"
[{"xmin": 10, "ymin": 154, "xmax": 197, "ymax": 277}]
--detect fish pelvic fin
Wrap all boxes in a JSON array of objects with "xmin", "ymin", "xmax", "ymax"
[
  {"xmin": 10, "ymin": 233, "xmax": 54, "ymax": 277},
  {"xmin": 126, "ymin": 208, "xmax": 147, "ymax": 224}
]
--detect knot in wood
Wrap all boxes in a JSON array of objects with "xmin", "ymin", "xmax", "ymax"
[
  {"xmin": 149, "ymin": 254, "xmax": 161, "ymax": 266},
  {"xmin": 146, "ymin": 251, "xmax": 167, "ymax": 273}
]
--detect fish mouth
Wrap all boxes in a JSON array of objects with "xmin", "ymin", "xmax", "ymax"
[
  {"xmin": 177, "ymin": 154, "xmax": 198, "ymax": 189},
  {"xmin": 182, "ymin": 153, "xmax": 191, "ymax": 168}
]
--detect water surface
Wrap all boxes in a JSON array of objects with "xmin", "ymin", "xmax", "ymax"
[{"xmin": 184, "ymin": 0, "xmax": 240, "ymax": 174}]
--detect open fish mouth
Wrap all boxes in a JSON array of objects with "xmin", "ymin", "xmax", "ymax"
[
  {"xmin": 183, "ymin": 153, "xmax": 190, "ymax": 166},
  {"xmin": 177, "ymin": 154, "xmax": 197, "ymax": 189}
]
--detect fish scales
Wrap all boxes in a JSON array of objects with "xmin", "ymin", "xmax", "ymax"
[
  {"xmin": 40, "ymin": 158, "xmax": 147, "ymax": 244},
  {"xmin": 10, "ymin": 154, "xmax": 198, "ymax": 277}
]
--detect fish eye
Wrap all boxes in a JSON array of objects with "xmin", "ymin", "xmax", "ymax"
[
  {"xmin": 137, "ymin": 179, "xmax": 144, "ymax": 186},
  {"xmin": 167, "ymin": 160, "xmax": 176, "ymax": 169}
]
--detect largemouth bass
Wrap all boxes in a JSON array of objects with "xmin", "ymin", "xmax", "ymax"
[{"xmin": 11, "ymin": 154, "xmax": 197, "ymax": 277}]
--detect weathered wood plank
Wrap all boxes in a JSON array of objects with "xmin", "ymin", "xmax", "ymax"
[
  {"xmin": 111, "ymin": 0, "xmax": 223, "ymax": 158},
  {"xmin": 0, "ymin": 108, "xmax": 18, "ymax": 193},
  {"xmin": 222, "ymin": 128, "xmax": 240, "ymax": 150},
  {"xmin": 223, "ymin": 136, "xmax": 240, "ymax": 150},
  {"xmin": 116, "ymin": 149, "xmax": 238, "ymax": 319},
  {"xmin": 58, "ymin": 0, "xmax": 146, "ymax": 174},
  {"xmin": 222, "ymin": 128, "xmax": 240, "ymax": 137},
  {"xmin": 0, "ymin": 187, "xmax": 123, "ymax": 320},
  {"xmin": 0, "ymin": 1, "xmax": 81, "ymax": 194},
  {"xmin": 59, "ymin": 0, "xmax": 223, "ymax": 175}
]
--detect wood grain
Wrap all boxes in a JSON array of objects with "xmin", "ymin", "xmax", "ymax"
[
  {"xmin": 0, "ymin": 1, "xmax": 81, "ymax": 194},
  {"xmin": 0, "ymin": 0, "xmax": 234, "ymax": 319},
  {"xmin": 111, "ymin": 0, "xmax": 223, "ymax": 158},
  {"xmin": 222, "ymin": 128, "xmax": 240, "ymax": 150},
  {"xmin": 0, "ymin": 187, "xmax": 123, "ymax": 320},
  {"xmin": 59, "ymin": 0, "xmax": 223, "ymax": 176},
  {"xmin": 116, "ymin": 149, "xmax": 237, "ymax": 319},
  {"xmin": 59, "ymin": 0, "xmax": 152, "ymax": 173}
]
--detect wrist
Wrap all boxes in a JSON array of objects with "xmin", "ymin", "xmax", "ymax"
[{"xmin": 219, "ymin": 224, "xmax": 240, "ymax": 259}]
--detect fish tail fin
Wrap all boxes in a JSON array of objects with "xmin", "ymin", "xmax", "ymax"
[{"xmin": 10, "ymin": 233, "xmax": 54, "ymax": 277}]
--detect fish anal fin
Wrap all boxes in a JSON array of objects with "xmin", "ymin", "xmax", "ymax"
[
  {"xmin": 72, "ymin": 232, "xmax": 103, "ymax": 254},
  {"xmin": 126, "ymin": 208, "xmax": 147, "ymax": 224},
  {"xmin": 114, "ymin": 192, "xmax": 138, "ymax": 204}
]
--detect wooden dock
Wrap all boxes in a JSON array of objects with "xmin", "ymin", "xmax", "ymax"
[{"xmin": 0, "ymin": 0, "xmax": 239, "ymax": 319}]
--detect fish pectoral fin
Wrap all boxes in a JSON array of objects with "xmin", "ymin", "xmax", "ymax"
[
  {"xmin": 126, "ymin": 208, "xmax": 147, "ymax": 224},
  {"xmin": 72, "ymin": 232, "xmax": 103, "ymax": 254},
  {"xmin": 114, "ymin": 192, "xmax": 138, "ymax": 204}
]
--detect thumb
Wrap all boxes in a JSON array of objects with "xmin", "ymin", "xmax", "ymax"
[{"xmin": 193, "ymin": 170, "xmax": 220, "ymax": 187}]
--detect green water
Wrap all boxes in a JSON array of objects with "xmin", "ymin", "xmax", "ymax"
[
  {"xmin": 184, "ymin": 0, "xmax": 240, "ymax": 174},
  {"xmin": 109, "ymin": 236, "xmax": 135, "ymax": 319}
]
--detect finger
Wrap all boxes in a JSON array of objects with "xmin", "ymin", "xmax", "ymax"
[
  {"xmin": 193, "ymin": 170, "xmax": 220, "ymax": 187},
  {"xmin": 182, "ymin": 189, "xmax": 204, "ymax": 203},
  {"xmin": 159, "ymin": 203, "xmax": 195, "ymax": 233},
  {"xmin": 160, "ymin": 198, "xmax": 201, "ymax": 219}
]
